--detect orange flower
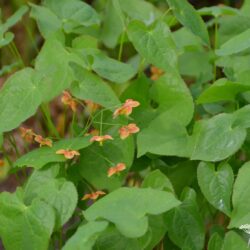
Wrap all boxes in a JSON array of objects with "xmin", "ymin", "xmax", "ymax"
[
  {"xmin": 150, "ymin": 66, "xmax": 164, "ymax": 80},
  {"xmin": 85, "ymin": 100, "xmax": 101, "ymax": 113},
  {"xmin": 84, "ymin": 129, "xmax": 100, "ymax": 137},
  {"xmin": 113, "ymin": 99, "xmax": 140, "ymax": 119},
  {"xmin": 108, "ymin": 163, "xmax": 126, "ymax": 177},
  {"xmin": 34, "ymin": 135, "xmax": 53, "ymax": 147},
  {"xmin": 56, "ymin": 149, "xmax": 80, "ymax": 159},
  {"xmin": 90, "ymin": 135, "xmax": 113, "ymax": 146},
  {"xmin": 81, "ymin": 191, "xmax": 106, "ymax": 201},
  {"xmin": 61, "ymin": 91, "xmax": 77, "ymax": 112},
  {"xmin": 0, "ymin": 159, "xmax": 4, "ymax": 168},
  {"xmin": 119, "ymin": 123, "xmax": 140, "ymax": 140},
  {"xmin": 20, "ymin": 127, "xmax": 35, "ymax": 143}
]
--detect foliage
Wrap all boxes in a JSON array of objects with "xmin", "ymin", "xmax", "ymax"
[{"xmin": 1, "ymin": 0, "xmax": 250, "ymax": 249}]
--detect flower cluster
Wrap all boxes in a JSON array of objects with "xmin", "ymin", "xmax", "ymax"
[
  {"xmin": 150, "ymin": 66, "xmax": 164, "ymax": 80},
  {"xmin": 20, "ymin": 127, "xmax": 52, "ymax": 147},
  {"xmin": 61, "ymin": 91, "xmax": 77, "ymax": 112}
]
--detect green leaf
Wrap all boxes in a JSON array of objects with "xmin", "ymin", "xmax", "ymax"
[
  {"xmin": 90, "ymin": 51, "xmax": 137, "ymax": 84},
  {"xmin": 208, "ymin": 233, "xmax": 224, "ymax": 250},
  {"xmin": 0, "ymin": 68, "xmax": 42, "ymax": 133},
  {"xmin": 190, "ymin": 113, "xmax": 246, "ymax": 161},
  {"xmin": 166, "ymin": 0, "xmax": 209, "ymax": 45},
  {"xmin": 198, "ymin": 6, "xmax": 239, "ymax": 18},
  {"xmin": 94, "ymin": 225, "xmax": 141, "ymax": 250},
  {"xmin": 222, "ymin": 231, "xmax": 248, "ymax": 250},
  {"xmin": 24, "ymin": 167, "xmax": 78, "ymax": 228},
  {"xmin": 118, "ymin": 0, "xmax": 158, "ymax": 24},
  {"xmin": 78, "ymin": 135, "xmax": 134, "ymax": 191},
  {"xmin": 197, "ymin": 78, "xmax": 250, "ymax": 104},
  {"xmin": 165, "ymin": 188, "xmax": 205, "ymax": 250},
  {"xmin": 197, "ymin": 162, "xmax": 234, "ymax": 215},
  {"xmin": 84, "ymin": 187, "xmax": 181, "ymax": 238},
  {"xmin": 29, "ymin": 3, "xmax": 62, "ymax": 39},
  {"xmin": 35, "ymin": 39, "xmax": 73, "ymax": 102},
  {"xmin": 70, "ymin": 63, "xmax": 120, "ymax": 108},
  {"xmin": 1, "ymin": 5, "xmax": 28, "ymax": 34},
  {"xmin": 0, "ymin": 32, "xmax": 14, "ymax": 48},
  {"xmin": 101, "ymin": 0, "xmax": 124, "ymax": 48},
  {"xmin": 229, "ymin": 161, "xmax": 250, "ymax": 228},
  {"xmin": 127, "ymin": 20, "xmax": 178, "ymax": 72},
  {"xmin": 44, "ymin": 0, "xmax": 100, "ymax": 32},
  {"xmin": 0, "ymin": 190, "xmax": 55, "ymax": 250},
  {"xmin": 216, "ymin": 29, "xmax": 250, "ymax": 56},
  {"xmin": 141, "ymin": 169, "xmax": 174, "ymax": 193},
  {"xmin": 15, "ymin": 137, "xmax": 91, "ymax": 169},
  {"xmin": 63, "ymin": 221, "xmax": 109, "ymax": 250}
]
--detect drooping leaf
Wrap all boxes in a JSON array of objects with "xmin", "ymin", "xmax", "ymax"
[
  {"xmin": 84, "ymin": 187, "xmax": 181, "ymax": 238},
  {"xmin": 166, "ymin": 0, "xmax": 209, "ymax": 45},
  {"xmin": 198, "ymin": 6, "xmax": 239, "ymax": 18},
  {"xmin": 101, "ymin": 0, "xmax": 124, "ymax": 48},
  {"xmin": 15, "ymin": 137, "xmax": 91, "ymax": 169},
  {"xmin": 29, "ymin": 3, "xmax": 62, "ymax": 39},
  {"xmin": 165, "ymin": 188, "xmax": 205, "ymax": 250},
  {"xmin": 0, "ymin": 68, "xmax": 42, "ymax": 133},
  {"xmin": 24, "ymin": 167, "xmax": 78, "ymax": 228},
  {"xmin": 197, "ymin": 162, "xmax": 234, "ymax": 215},
  {"xmin": 35, "ymin": 39, "xmax": 73, "ymax": 102},
  {"xmin": 63, "ymin": 221, "xmax": 109, "ymax": 250},
  {"xmin": 197, "ymin": 78, "xmax": 250, "ymax": 104},
  {"xmin": 222, "ymin": 231, "xmax": 248, "ymax": 250},
  {"xmin": 141, "ymin": 169, "xmax": 174, "ymax": 193},
  {"xmin": 0, "ymin": 190, "xmax": 55, "ymax": 250},
  {"xmin": 128, "ymin": 20, "xmax": 178, "ymax": 72},
  {"xmin": 190, "ymin": 113, "xmax": 246, "ymax": 162},
  {"xmin": 70, "ymin": 63, "xmax": 120, "ymax": 108},
  {"xmin": 208, "ymin": 233, "xmax": 224, "ymax": 250},
  {"xmin": 216, "ymin": 29, "xmax": 250, "ymax": 56},
  {"xmin": 0, "ymin": 32, "xmax": 14, "ymax": 48},
  {"xmin": 229, "ymin": 161, "xmax": 250, "ymax": 228}
]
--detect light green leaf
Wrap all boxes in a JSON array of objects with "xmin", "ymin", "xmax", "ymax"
[
  {"xmin": 229, "ymin": 161, "xmax": 250, "ymax": 228},
  {"xmin": 197, "ymin": 162, "xmax": 234, "ymax": 215},
  {"xmin": 101, "ymin": 0, "xmax": 124, "ymax": 48},
  {"xmin": 165, "ymin": 188, "xmax": 205, "ymax": 250},
  {"xmin": 191, "ymin": 113, "xmax": 246, "ymax": 161},
  {"xmin": 29, "ymin": 3, "xmax": 62, "ymax": 39},
  {"xmin": 0, "ymin": 190, "xmax": 55, "ymax": 250},
  {"xmin": 222, "ymin": 231, "xmax": 248, "ymax": 250},
  {"xmin": 197, "ymin": 78, "xmax": 250, "ymax": 104},
  {"xmin": 142, "ymin": 169, "xmax": 174, "ymax": 193},
  {"xmin": 91, "ymin": 51, "xmax": 137, "ymax": 84},
  {"xmin": 166, "ymin": 0, "xmax": 209, "ymax": 45},
  {"xmin": 35, "ymin": 39, "xmax": 73, "ymax": 102},
  {"xmin": 15, "ymin": 137, "xmax": 91, "ymax": 169},
  {"xmin": 0, "ymin": 68, "xmax": 42, "ymax": 133},
  {"xmin": 70, "ymin": 63, "xmax": 120, "ymax": 108},
  {"xmin": 198, "ymin": 6, "xmax": 239, "ymax": 18},
  {"xmin": 128, "ymin": 20, "xmax": 178, "ymax": 72},
  {"xmin": 208, "ymin": 233, "xmax": 223, "ymax": 250},
  {"xmin": 119, "ymin": 0, "xmax": 158, "ymax": 24},
  {"xmin": 63, "ymin": 221, "xmax": 109, "ymax": 250},
  {"xmin": 24, "ymin": 167, "xmax": 78, "ymax": 228},
  {"xmin": 216, "ymin": 29, "xmax": 250, "ymax": 56},
  {"xmin": 0, "ymin": 32, "xmax": 14, "ymax": 48},
  {"xmin": 84, "ymin": 187, "xmax": 181, "ymax": 238}
]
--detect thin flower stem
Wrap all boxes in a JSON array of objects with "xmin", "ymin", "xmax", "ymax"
[
  {"xmin": 100, "ymin": 110, "xmax": 103, "ymax": 136},
  {"xmin": 10, "ymin": 42, "xmax": 25, "ymax": 68},
  {"xmin": 40, "ymin": 104, "xmax": 60, "ymax": 138},
  {"xmin": 7, "ymin": 134, "xmax": 21, "ymax": 158},
  {"xmin": 93, "ymin": 121, "xmax": 122, "ymax": 126}
]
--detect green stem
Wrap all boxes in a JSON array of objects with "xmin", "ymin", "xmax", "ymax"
[
  {"xmin": 213, "ymin": 17, "xmax": 218, "ymax": 82},
  {"xmin": 118, "ymin": 30, "xmax": 126, "ymax": 61},
  {"xmin": 40, "ymin": 104, "xmax": 60, "ymax": 138},
  {"xmin": 10, "ymin": 42, "xmax": 25, "ymax": 68},
  {"xmin": 7, "ymin": 134, "xmax": 21, "ymax": 158},
  {"xmin": 100, "ymin": 110, "xmax": 103, "ymax": 136}
]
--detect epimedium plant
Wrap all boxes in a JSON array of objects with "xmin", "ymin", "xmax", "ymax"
[{"xmin": 1, "ymin": 0, "xmax": 250, "ymax": 249}]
